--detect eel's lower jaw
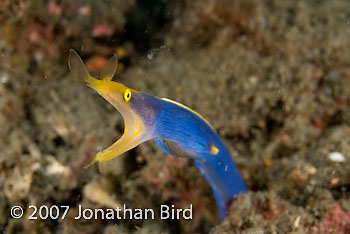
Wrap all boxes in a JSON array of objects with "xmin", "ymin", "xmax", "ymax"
[{"xmin": 84, "ymin": 113, "xmax": 153, "ymax": 171}]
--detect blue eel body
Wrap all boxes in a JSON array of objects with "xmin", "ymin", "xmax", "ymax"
[{"xmin": 130, "ymin": 92, "xmax": 247, "ymax": 220}]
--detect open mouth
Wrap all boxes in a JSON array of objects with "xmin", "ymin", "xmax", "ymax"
[{"xmin": 84, "ymin": 104, "xmax": 151, "ymax": 171}]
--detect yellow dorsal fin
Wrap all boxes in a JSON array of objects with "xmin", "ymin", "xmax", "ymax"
[{"xmin": 161, "ymin": 98, "xmax": 215, "ymax": 130}]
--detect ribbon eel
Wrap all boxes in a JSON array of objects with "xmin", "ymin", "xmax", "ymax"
[{"xmin": 68, "ymin": 49, "xmax": 247, "ymax": 220}]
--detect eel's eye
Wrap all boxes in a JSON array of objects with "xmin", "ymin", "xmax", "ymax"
[{"xmin": 124, "ymin": 89, "xmax": 131, "ymax": 102}]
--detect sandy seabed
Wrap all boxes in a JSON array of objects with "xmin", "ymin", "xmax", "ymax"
[{"xmin": 0, "ymin": 0, "xmax": 350, "ymax": 233}]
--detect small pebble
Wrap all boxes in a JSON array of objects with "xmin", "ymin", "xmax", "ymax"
[
  {"xmin": 328, "ymin": 152, "xmax": 346, "ymax": 162},
  {"xmin": 0, "ymin": 75, "xmax": 8, "ymax": 83},
  {"xmin": 293, "ymin": 216, "xmax": 301, "ymax": 228}
]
